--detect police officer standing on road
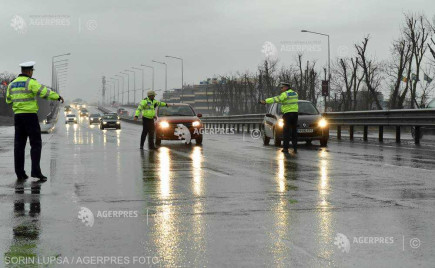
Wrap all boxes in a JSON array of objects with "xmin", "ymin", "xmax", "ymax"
[
  {"xmin": 134, "ymin": 90, "xmax": 169, "ymax": 150},
  {"xmin": 6, "ymin": 61, "xmax": 65, "ymax": 181},
  {"xmin": 260, "ymin": 82, "xmax": 299, "ymax": 153}
]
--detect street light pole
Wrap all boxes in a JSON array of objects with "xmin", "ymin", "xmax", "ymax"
[
  {"xmin": 165, "ymin": 55, "xmax": 184, "ymax": 102},
  {"xmin": 110, "ymin": 77, "xmax": 116, "ymax": 103},
  {"xmin": 141, "ymin": 64, "xmax": 154, "ymax": 91},
  {"xmin": 116, "ymin": 74, "xmax": 124, "ymax": 105},
  {"xmin": 133, "ymin": 67, "xmax": 144, "ymax": 100},
  {"xmin": 51, "ymin": 53, "xmax": 71, "ymax": 93},
  {"xmin": 152, "ymin": 60, "xmax": 167, "ymax": 92},
  {"xmin": 108, "ymin": 81, "xmax": 115, "ymax": 103},
  {"xmin": 126, "ymin": 69, "xmax": 136, "ymax": 104},
  {"xmin": 53, "ymin": 61, "xmax": 69, "ymax": 92},
  {"xmin": 301, "ymin": 29, "xmax": 330, "ymax": 112},
  {"xmin": 112, "ymin": 77, "xmax": 120, "ymax": 103},
  {"xmin": 121, "ymin": 72, "xmax": 130, "ymax": 105}
]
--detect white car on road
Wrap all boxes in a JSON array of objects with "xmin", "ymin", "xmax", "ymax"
[{"xmin": 65, "ymin": 114, "xmax": 77, "ymax": 124}]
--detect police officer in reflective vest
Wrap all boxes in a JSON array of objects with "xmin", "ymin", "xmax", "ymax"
[
  {"xmin": 6, "ymin": 61, "xmax": 64, "ymax": 180},
  {"xmin": 261, "ymin": 82, "xmax": 299, "ymax": 153},
  {"xmin": 134, "ymin": 90, "xmax": 169, "ymax": 150}
]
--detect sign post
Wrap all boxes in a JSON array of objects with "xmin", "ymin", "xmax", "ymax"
[{"xmin": 322, "ymin": 80, "xmax": 329, "ymax": 112}]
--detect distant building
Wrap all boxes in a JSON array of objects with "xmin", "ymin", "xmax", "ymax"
[
  {"xmin": 163, "ymin": 77, "xmax": 260, "ymax": 115},
  {"xmin": 163, "ymin": 79, "xmax": 224, "ymax": 116}
]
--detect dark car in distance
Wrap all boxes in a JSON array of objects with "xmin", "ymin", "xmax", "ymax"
[
  {"xmin": 154, "ymin": 104, "xmax": 203, "ymax": 145},
  {"xmin": 100, "ymin": 114, "xmax": 121, "ymax": 130},
  {"xmin": 80, "ymin": 108, "xmax": 89, "ymax": 117},
  {"xmin": 64, "ymin": 105, "xmax": 72, "ymax": 113},
  {"xmin": 262, "ymin": 100, "xmax": 329, "ymax": 147},
  {"xmin": 89, "ymin": 113, "xmax": 101, "ymax": 124},
  {"xmin": 117, "ymin": 108, "xmax": 129, "ymax": 116}
]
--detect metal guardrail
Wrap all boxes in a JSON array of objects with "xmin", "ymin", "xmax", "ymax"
[
  {"xmin": 323, "ymin": 109, "xmax": 435, "ymax": 127},
  {"xmin": 99, "ymin": 106, "xmax": 435, "ymax": 144},
  {"xmin": 323, "ymin": 109, "xmax": 435, "ymax": 144},
  {"xmin": 201, "ymin": 109, "xmax": 435, "ymax": 144},
  {"xmin": 201, "ymin": 114, "xmax": 265, "ymax": 134}
]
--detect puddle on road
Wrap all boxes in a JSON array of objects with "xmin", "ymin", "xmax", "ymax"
[{"xmin": 4, "ymin": 181, "xmax": 55, "ymax": 266}]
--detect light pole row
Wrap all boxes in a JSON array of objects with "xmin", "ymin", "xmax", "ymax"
[
  {"xmin": 301, "ymin": 29, "xmax": 330, "ymax": 112},
  {"xmin": 51, "ymin": 53, "xmax": 71, "ymax": 95},
  {"xmin": 108, "ymin": 56, "xmax": 183, "ymax": 106}
]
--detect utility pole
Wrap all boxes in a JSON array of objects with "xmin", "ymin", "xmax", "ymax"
[
  {"xmin": 141, "ymin": 64, "xmax": 155, "ymax": 92},
  {"xmin": 121, "ymin": 72, "xmax": 129, "ymax": 105},
  {"xmin": 102, "ymin": 76, "xmax": 106, "ymax": 105},
  {"xmin": 165, "ymin": 55, "xmax": 184, "ymax": 102},
  {"xmin": 152, "ymin": 60, "xmax": 167, "ymax": 92},
  {"xmin": 133, "ymin": 67, "xmax": 144, "ymax": 100}
]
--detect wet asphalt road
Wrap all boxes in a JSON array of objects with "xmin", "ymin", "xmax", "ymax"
[{"xmin": 0, "ymin": 106, "xmax": 435, "ymax": 267}]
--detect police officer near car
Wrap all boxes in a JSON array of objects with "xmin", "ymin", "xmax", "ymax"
[
  {"xmin": 134, "ymin": 90, "xmax": 170, "ymax": 150},
  {"xmin": 6, "ymin": 61, "xmax": 64, "ymax": 181},
  {"xmin": 260, "ymin": 82, "xmax": 299, "ymax": 153}
]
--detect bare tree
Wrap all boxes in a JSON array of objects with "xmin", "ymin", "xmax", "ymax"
[
  {"xmin": 0, "ymin": 72, "xmax": 17, "ymax": 98},
  {"xmin": 387, "ymin": 37, "xmax": 413, "ymax": 109},
  {"xmin": 404, "ymin": 13, "xmax": 429, "ymax": 108},
  {"xmin": 291, "ymin": 54, "xmax": 319, "ymax": 104},
  {"xmin": 332, "ymin": 56, "xmax": 365, "ymax": 111},
  {"xmin": 355, "ymin": 36, "xmax": 384, "ymax": 110},
  {"xmin": 428, "ymin": 15, "xmax": 435, "ymax": 66}
]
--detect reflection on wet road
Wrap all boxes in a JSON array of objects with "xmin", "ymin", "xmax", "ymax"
[{"xmin": 0, "ymin": 106, "xmax": 434, "ymax": 267}]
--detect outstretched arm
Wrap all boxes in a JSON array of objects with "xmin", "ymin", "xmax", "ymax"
[
  {"xmin": 158, "ymin": 101, "xmax": 168, "ymax": 107},
  {"xmin": 260, "ymin": 92, "xmax": 287, "ymax": 105},
  {"xmin": 134, "ymin": 102, "xmax": 143, "ymax": 120},
  {"xmin": 31, "ymin": 80, "xmax": 62, "ymax": 102}
]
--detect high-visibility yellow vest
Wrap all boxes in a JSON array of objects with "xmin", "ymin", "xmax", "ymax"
[
  {"xmin": 266, "ymin": 89, "xmax": 299, "ymax": 113},
  {"xmin": 135, "ymin": 97, "xmax": 167, "ymax": 119},
  {"xmin": 6, "ymin": 75, "xmax": 60, "ymax": 114}
]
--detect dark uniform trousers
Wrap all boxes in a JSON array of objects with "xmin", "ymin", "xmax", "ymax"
[
  {"xmin": 14, "ymin": 113, "xmax": 42, "ymax": 177},
  {"xmin": 140, "ymin": 118, "xmax": 156, "ymax": 148},
  {"xmin": 282, "ymin": 112, "xmax": 298, "ymax": 150}
]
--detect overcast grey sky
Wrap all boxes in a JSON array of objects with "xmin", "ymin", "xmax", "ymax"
[{"xmin": 1, "ymin": 0, "xmax": 434, "ymax": 102}]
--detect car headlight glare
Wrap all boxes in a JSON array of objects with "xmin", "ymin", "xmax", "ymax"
[
  {"xmin": 116, "ymin": 122, "xmax": 120, "ymax": 124},
  {"xmin": 192, "ymin": 121, "xmax": 200, "ymax": 127},
  {"xmin": 318, "ymin": 118, "xmax": 327, "ymax": 128},
  {"xmin": 160, "ymin": 121, "xmax": 169, "ymax": 128},
  {"xmin": 278, "ymin": 119, "xmax": 284, "ymax": 127},
  {"xmin": 103, "ymin": 121, "xmax": 107, "ymax": 124}
]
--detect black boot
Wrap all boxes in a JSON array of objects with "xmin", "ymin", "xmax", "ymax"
[
  {"xmin": 31, "ymin": 173, "xmax": 47, "ymax": 181},
  {"xmin": 17, "ymin": 173, "xmax": 29, "ymax": 180}
]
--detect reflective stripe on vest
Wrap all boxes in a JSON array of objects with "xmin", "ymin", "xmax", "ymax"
[
  {"xmin": 36, "ymin": 85, "xmax": 44, "ymax": 96},
  {"xmin": 10, "ymin": 89, "xmax": 31, "ymax": 95},
  {"xmin": 13, "ymin": 97, "xmax": 36, "ymax": 102},
  {"xmin": 25, "ymin": 78, "xmax": 31, "ymax": 90},
  {"xmin": 10, "ymin": 78, "xmax": 32, "ymax": 95},
  {"xmin": 43, "ymin": 89, "xmax": 52, "ymax": 99}
]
